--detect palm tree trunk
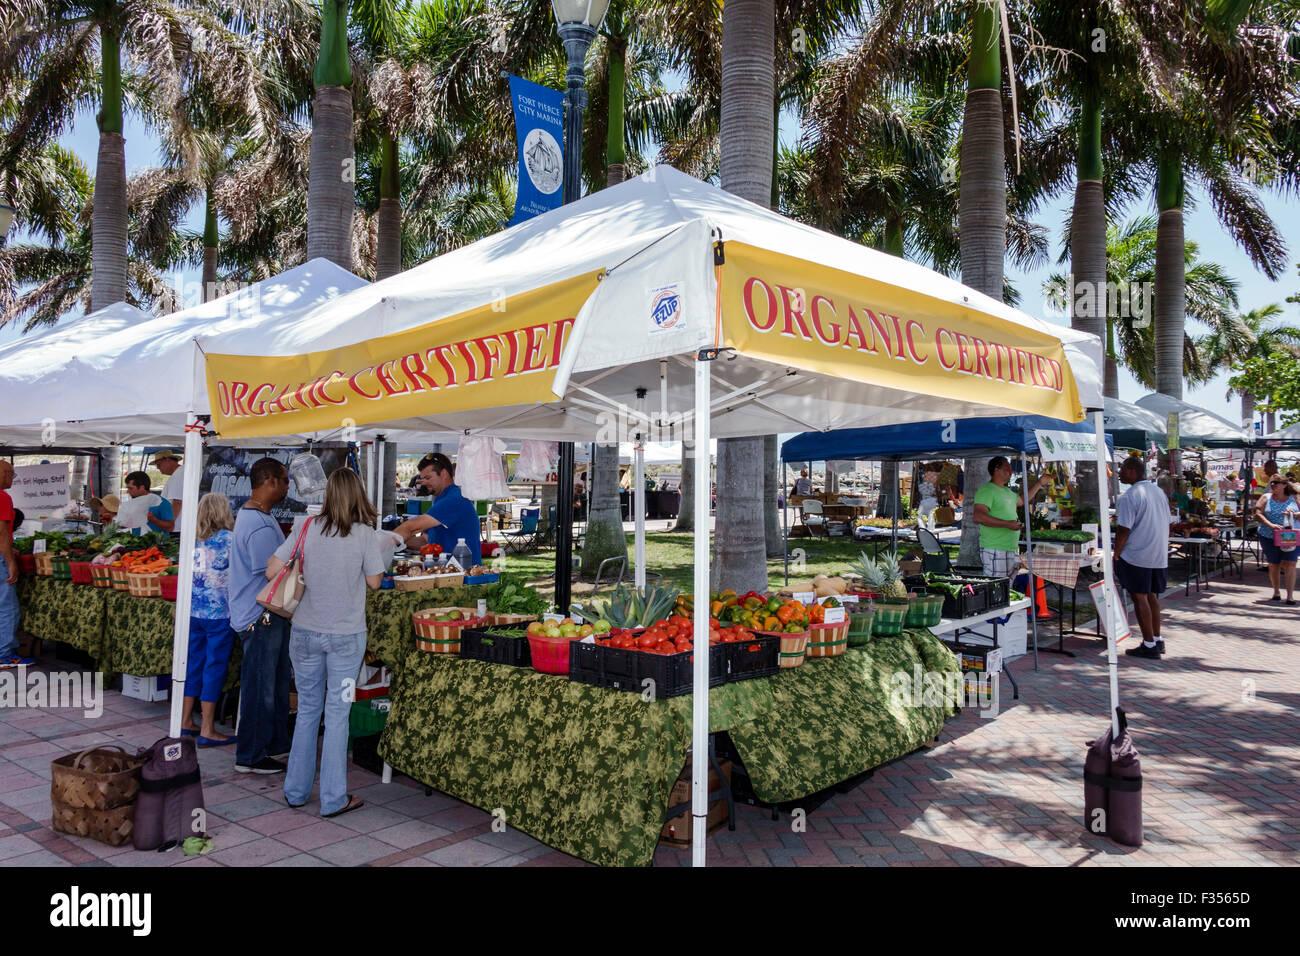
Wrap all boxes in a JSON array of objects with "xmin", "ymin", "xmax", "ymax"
[
  {"xmin": 764, "ymin": 435, "xmax": 782, "ymax": 556},
  {"xmin": 713, "ymin": 0, "xmax": 774, "ymax": 593},
  {"xmin": 1071, "ymin": 95, "xmax": 1106, "ymax": 519},
  {"xmin": 673, "ymin": 445, "xmax": 695, "ymax": 531},
  {"xmin": 1154, "ymin": 142, "xmax": 1185, "ymax": 399},
  {"xmin": 1265, "ymin": 410, "xmax": 1276, "ymax": 435},
  {"xmin": 375, "ymin": 133, "xmax": 401, "ymax": 280},
  {"xmin": 956, "ymin": 1, "xmax": 1004, "ymax": 570},
  {"xmin": 884, "ymin": 216, "xmax": 904, "ymax": 257},
  {"xmin": 581, "ymin": 443, "xmax": 627, "ymax": 574},
  {"xmin": 202, "ymin": 185, "xmax": 219, "ymax": 302},
  {"xmin": 307, "ymin": 85, "xmax": 355, "ymax": 271},
  {"xmin": 90, "ymin": 27, "xmax": 127, "ymax": 313},
  {"xmin": 1240, "ymin": 391, "xmax": 1255, "ymax": 430},
  {"xmin": 605, "ymin": 31, "xmax": 627, "ymax": 188}
]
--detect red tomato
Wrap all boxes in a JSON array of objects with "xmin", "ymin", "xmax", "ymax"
[{"xmin": 637, "ymin": 633, "xmax": 659, "ymax": 649}]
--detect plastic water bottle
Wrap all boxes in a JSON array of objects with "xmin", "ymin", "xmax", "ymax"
[{"xmin": 453, "ymin": 537, "xmax": 473, "ymax": 571}]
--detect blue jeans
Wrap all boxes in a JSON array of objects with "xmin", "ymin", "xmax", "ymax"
[
  {"xmin": 185, "ymin": 616, "xmax": 235, "ymax": 703},
  {"xmin": 283, "ymin": 628, "xmax": 367, "ymax": 815},
  {"xmin": 235, "ymin": 613, "xmax": 292, "ymax": 766},
  {"xmin": 0, "ymin": 577, "xmax": 19, "ymax": 659}
]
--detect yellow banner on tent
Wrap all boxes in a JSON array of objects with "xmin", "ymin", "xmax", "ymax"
[
  {"xmin": 719, "ymin": 243, "xmax": 1083, "ymax": 422},
  {"xmin": 205, "ymin": 271, "xmax": 604, "ymax": 438}
]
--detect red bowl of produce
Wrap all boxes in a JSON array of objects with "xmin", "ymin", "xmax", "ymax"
[{"xmin": 527, "ymin": 633, "xmax": 580, "ymax": 675}]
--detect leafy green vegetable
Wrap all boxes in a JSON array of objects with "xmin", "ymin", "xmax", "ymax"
[
  {"xmin": 1030, "ymin": 530, "xmax": 1094, "ymax": 542},
  {"xmin": 483, "ymin": 574, "xmax": 547, "ymax": 616}
]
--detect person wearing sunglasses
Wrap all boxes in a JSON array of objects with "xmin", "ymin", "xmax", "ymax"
[{"xmin": 1255, "ymin": 477, "xmax": 1299, "ymax": 605}]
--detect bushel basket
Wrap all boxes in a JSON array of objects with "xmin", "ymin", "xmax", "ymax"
[
  {"xmin": 90, "ymin": 565, "xmax": 114, "ymax": 588},
  {"xmin": 126, "ymin": 572, "xmax": 163, "ymax": 598},
  {"xmin": 50, "ymin": 745, "xmax": 144, "ymax": 848},
  {"xmin": 806, "ymin": 621, "xmax": 849, "ymax": 658},
  {"xmin": 412, "ymin": 607, "xmax": 484, "ymax": 653},
  {"xmin": 50, "ymin": 802, "xmax": 136, "ymax": 847}
]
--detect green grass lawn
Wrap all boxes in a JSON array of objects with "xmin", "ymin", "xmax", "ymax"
[{"xmin": 495, "ymin": 531, "xmax": 934, "ymax": 599}]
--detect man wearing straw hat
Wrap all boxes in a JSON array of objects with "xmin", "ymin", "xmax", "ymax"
[{"xmin": 151, "ymin": 449, "xmax": 185, "ymax": 531}]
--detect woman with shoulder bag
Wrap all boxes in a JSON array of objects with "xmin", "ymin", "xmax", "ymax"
[
  {"xmin": 1255, "ymin": 478, "xmax": 1300, "ymax": 604},
  {"xmin": 267, "ymin": 469, "xmax": 386, "ymax": 816}
]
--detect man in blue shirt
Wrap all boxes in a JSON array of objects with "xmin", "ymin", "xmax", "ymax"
[
  {"xmin": 393, "ymin": 452, "xmax": 481, "ymax": 562},
  {"xmin": 229, "ymin": 457, "xmax": 291, "ymax": 773},
  {"xmin": 123, "ymin": 472, "xmax": 174, "ymax": 535}
]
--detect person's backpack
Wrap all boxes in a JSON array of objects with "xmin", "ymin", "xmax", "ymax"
[
  {"xmin": 133, "ymin": 737, "xmax": 205, "ymax": 851},
  {"xmin": 1083, "ymin": 707, "xmax": 1143, "ymax": 847}
]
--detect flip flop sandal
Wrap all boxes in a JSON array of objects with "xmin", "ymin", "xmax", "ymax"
[
  {"xmin": 180, "ymin": 729, "xmax": 199, "ymax": 737},
  {"xmin": 322, "ymin": 795, "xmax": 364, "ymax": 818},
  {"xmin": 197, "ymin": 735, "xmax": 237, "ymax": 747}
]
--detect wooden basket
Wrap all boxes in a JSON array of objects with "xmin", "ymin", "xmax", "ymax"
[
  {"xmin": 34, "ymin": 552, "xmax": 55, "ymax": 576},
  {"xmin": 69, "ymin": 561, "xmax": 94, "ymax": 585},
  {"xmin": 395, "ymin": 571, "xmax": 465, "ymax": 592},
  {"xmin": 126, "ymin": 572, "xmax": 163, "ymax": 598},
  {"xmin": 806, "ymin": 621, "xmax": 849, "ymax": 658},
  {"xmin": 756, "ymin": 629, "xmax": 809, "ymax": 669},
  {"xmin": 484, "ymin": 611, "xmax": 536, "ymax": 627},
  {"xmin": 51, "ymin": 801, "xmax": 136, "ymax": 847},
  {"xmin": 412, "ymin": 607, "xmax": 484, "ymax": 653},
  {"xmin": 110, "ymin": 567, "xmax": 131, "ymax": 590},
  {"xmin": 50, "ymin": 745, "xmax": 143, "ymax": 810},
  {"xmin": 90, "ymin": 565, "xmax": 114, "ymax": 588}
]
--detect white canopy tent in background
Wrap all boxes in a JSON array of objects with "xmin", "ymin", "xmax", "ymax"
[
  {"xmin": 1134, "ymin": 392, "xmax": 1251, "ymax": 445},
  {"xmin": 3, "ymin": 167, "xmax": 1113, "ymax": 867}
]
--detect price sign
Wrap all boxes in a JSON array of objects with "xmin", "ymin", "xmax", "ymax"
[
  {"xmin": 793, "ymin": 590, "xmax": 815, "ymax": 604},
  {"xmin": 476, "ymin": 599, "xmax": 487, "ymax": 617},
  {"xmin": 837, "ymin": 594, "xmax": 859, "ymax": 604},
  {"xmin": 33, "ymin": 540, "xmax": 47, "ymax": 554},
  {"xmin": 824, "ymin": 607, "xmax": 846, "ymax": 624}
]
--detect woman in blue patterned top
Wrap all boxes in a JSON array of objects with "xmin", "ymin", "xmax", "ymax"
[{"xmin": 181, "ymin": 493, "xmax": 238, "ymax": 745}]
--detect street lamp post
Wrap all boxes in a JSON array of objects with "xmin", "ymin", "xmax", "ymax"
[{"xmin": 551, "ymin": 0, "xmax": 608, "ymax": 617}]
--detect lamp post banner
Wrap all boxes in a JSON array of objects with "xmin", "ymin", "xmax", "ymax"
[
  {"xmin": 719, "ymin": 242, "xmax": 1084, "ymax": 422},
  {"xmin": 507, "ymin": 75, "xmax": 565, "ymax": 226},
  {"xmin": 204, "ymin": 271, "xmax": 603, "ymax": 439}
]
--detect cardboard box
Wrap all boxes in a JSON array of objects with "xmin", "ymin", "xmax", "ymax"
[
  {"xmin": 121, "ymin": 674, "xmax": 169, "ymax": 702},
  {"xmin": 660, "ymin": 758, "xmax": 732, "ymax": 848}
]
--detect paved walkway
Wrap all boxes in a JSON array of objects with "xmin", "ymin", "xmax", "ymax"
[{"xmin": 2, "ymin": 574, "xmax": 1296, "ymax": 867}]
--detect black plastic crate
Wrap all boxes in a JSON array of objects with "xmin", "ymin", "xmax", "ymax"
[
  {"xmin": 716, "ymin": 633, "xmax": 779, "ymax": 683},
  {"xmin": 459, "ymin": 624, "xmax": 532, "ymax": 667},
  {"xmin": 935, "ymin": 584, "xmax": 986, "ymax": 620},
  {"xmin": 569, "ymin": 640, "xmax": 729, "ymax": 698},
  {"xmin": 981, "ymin": 576, "xmax": 1011, "ymax": 611},
  {"xmin": 351, "ymin": 733, "xmax": 384, "ymax": 775}
]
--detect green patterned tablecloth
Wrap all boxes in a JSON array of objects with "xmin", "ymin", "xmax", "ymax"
[
  {"xmin": 16, "ymin": 576, "xmax": 109, "ymax": 662},
  {"xmin": 363, "ymin": 586, "xmax": 484, "ymax": 665},
  {"xmin": 379, "ymin": 630, "xmax": 959, "ymax": 867}
]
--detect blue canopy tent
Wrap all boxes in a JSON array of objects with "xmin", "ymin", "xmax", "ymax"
[{"xmin": 782, "ymin": 416, "xmax": 1115, "ymax": 670}]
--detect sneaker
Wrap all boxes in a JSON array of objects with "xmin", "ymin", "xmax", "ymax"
[
  {"xmin": 1125, "ymin": 643, "xmax": 1162, "ymax": 660},
  {"xmin": 1154, "ymin": 639, "xmax": 1166, "ymax": 655},
  {"xmin": 234, "ymin": 758, "xmax": 286, "ymax": 775},
  {"xmin": 0, "ymin": 656, "xmax": 36, "ymax": 668},
  {"xmin": 268, "ymin": 750, "xmax": 291, "ymax": 760}
]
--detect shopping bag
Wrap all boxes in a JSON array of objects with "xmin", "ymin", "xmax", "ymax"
[
  {"xmin": 456, "ymin": 436, "xmax": 509, "ymax": 501},
  {"xmin": 256, "ymin": 517, "xmax": 312, "ymax": 618},
  {"xmin": 514, "ymin": 440, "xmax": 558, "ymax": 482}
]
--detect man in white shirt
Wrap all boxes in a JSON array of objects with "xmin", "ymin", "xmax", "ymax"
[
  {"xmin": 152, "ymin": 450, "xmax": 184, "ymax": 531},
  {"xmin": 1113, "ymin": 457, "xmax": 1171, "ymax": 659}
]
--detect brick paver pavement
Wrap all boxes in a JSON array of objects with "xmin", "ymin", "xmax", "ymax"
[{"xmin": 2, "ymin": 575, "xmax": 1295, "ymax": 867}]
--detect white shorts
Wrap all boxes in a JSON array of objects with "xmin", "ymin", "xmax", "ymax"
[{"xmin": 980, "ymin": 549, "xmax": 1022, "ymax": 578}]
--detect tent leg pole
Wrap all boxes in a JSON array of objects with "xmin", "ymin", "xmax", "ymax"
[
  {"xmin": 782, "ymin": 481, "xmax": 789, "ymax": 586},
  {"xmin": 374, "ymin": 437, "xmax": 386, "ymax": 530},
  {"xmin": 1022, "ymin": 451, "xmax": 1038, "ymax": 671},
  {"xmin": 169, "ymin": 412, "xmax": 204, "ymax": 739},
  {"xmin": 1094, "ymin": 412, "xmax": 1121, "ymax": 737},
  {"xmin": 691, "ymin": 351, "xmax": 711, "ymax": 867},
  {"xmin": 634, "ymin": 442, "xmax": 646, "ymax": 589}
]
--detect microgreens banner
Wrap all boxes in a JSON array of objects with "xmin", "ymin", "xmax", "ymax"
[
  {"xmin": 204, "ymin": 272, "xmax": 602, "ymax": 439},
  {"xmin": 719, "ymin": 242, "xmax": 1083, "ymax": 422}
]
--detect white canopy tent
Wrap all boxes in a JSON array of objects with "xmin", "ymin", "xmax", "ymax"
[
  {"xmin": 1134, "ymin": 392, "xmax": 1250, "ymax": 445},
  {"xmin": 4, "ymin": 168, "xmax": 1114, "ymax": 867}
]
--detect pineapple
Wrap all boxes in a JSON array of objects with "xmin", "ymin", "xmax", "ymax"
[
  {"xmin": 848, "ymin": 551, "xmax": 884, "ymax": 591},
  {"xmin": 876, "ymin": 550, "xmax": 908, "ymax": 598}
]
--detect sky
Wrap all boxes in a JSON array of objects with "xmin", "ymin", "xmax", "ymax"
[{"xmin": 4, "ymin": 96, "xmax": 1299, "ymax": 433}]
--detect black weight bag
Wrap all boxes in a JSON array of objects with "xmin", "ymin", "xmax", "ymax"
[
  {"xmin": 1083, "ymin": 707, "xmax": 1143, "ymax": 847},
  {"xmin": 133, "ymin": 737, "xmax": 205, "ymax": 851}
]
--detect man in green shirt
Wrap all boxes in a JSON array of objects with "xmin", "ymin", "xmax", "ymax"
[{"xmin": 973, "ymin": 456, "xmax": 1049, "ymax": 577}]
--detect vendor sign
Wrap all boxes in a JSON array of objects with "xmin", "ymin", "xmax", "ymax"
[
  {"xmin": 1033, "ymin": 428, "xmax": 1103, "ymax": 462},
  {"xmin": 8, "ymin": 462, "xmax": 70, "ymax": 514},
  {"xmin": 205, "ymin": 272, "xmax": 602, "ymax": 439},
  {"xmin": 719, "ymin": 243, "xmax": 1083, "ymax": 422}
]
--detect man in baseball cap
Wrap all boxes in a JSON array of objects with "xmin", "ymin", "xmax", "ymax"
[{"xmin": 151, "ymin": 450, "xmax": 184, "ymax": 530}]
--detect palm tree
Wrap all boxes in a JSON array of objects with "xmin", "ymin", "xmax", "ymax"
[
  {"xmin": 1043, "ymin": 215, "xmax": 1240, "ymax": 391},
  {"xmin": 0, "ymin": 0, "xmax": 296, "ymax": 312},
  {"xmin": 1130, "ymin": 1, "xmax": 1298, "ymax": 399},
  {"xmin": 1202, "ymin": 303, "xmax": 1300, "ymax": 427},
  {"xmin": 307, "ymin": 0, "xmax": 356, "ymax": 270}
]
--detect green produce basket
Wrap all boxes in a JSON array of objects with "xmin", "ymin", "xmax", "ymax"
[
  {"xmin": 349, "ymin": 700, "xmax": 389, "ymax": 739},
  {"xmin": 904, "ymin": 594, "xmax": 944, "ymax": 628},
  {"xmin": 846, "ymin": 607, "xmax": 875, "ymax": 647},
  {"xmin": 872, "ymin": 602, "xmax": 907, "ymax": 636},
  {"xmin": 50, "ymin": 557, "xmax": 72, "ymax": 581}
]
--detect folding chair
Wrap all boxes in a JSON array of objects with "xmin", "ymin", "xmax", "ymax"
[
  {"xmin": 916, "ymin": 526, "xmax": 952, "ymax": 573},
  {"xmin": 800, "ymin": 498, "xmax": 827, "ymax": 537},
  {"xmin": 501, "ymin": 509, "xmax": 539, "ymax": 554},
  {"xmin": 592, "ymin": 555, "xmax": 627, "ymax": 594}
]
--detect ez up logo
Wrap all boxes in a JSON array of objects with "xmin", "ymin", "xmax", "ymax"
[
  {"xmin": 649, "ymin": 285, "xmax": 682, "ymax": 333},
  {"xmin": 50, "ymin": 886, "xmax": 151, "ymax": 936}
]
